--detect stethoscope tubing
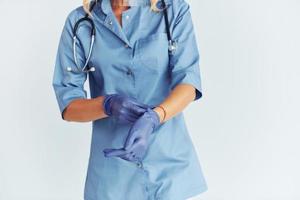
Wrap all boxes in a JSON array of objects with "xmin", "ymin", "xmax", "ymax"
[{"xmin": 72, "ymin": 35, "xmax": 96, "ymax": 73}]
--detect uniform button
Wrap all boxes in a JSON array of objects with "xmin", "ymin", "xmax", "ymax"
[
  {"xmin": 125, "ymin": 15, "xmax": 130, "ymax": 20},
  {"xmin": 126, "ymin": 69, "xmax": 132, "ymax": 75},
  {"xmin": 136, "ymin": 162, "xmax": 142, "ymax": 168},
  {"xmin": 124, "ymin": 44, "xmax": 129, "ymax": 48}
]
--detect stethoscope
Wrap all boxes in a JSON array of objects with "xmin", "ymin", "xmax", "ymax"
[{"xmin": 68, "ymin": 0, "xmax": 176, "ymax": 73}]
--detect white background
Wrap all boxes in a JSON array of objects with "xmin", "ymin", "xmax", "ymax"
[{"xmin": 0, "ymin": 0, "xmax": 299, "ymax": 200}]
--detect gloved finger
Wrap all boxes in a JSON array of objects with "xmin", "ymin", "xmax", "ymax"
[
  {"xmin": 129, "ymin": 106, "xmax": 148, "ymax": 116},
  {"xmin": 129, "ymin": 100, "xmax": 150, "ymax": 110},
  {"xmin": 103, "ymin": 148, "xmax": 129, "ymax": 157},
  {"xmin": 119, "ymin": 153, "xmax": 140, "ymax": 163},
  {"xmin": 119, "ymin": 107, "xmax": 141, "ymax": 119},
  {"xmin": 119, "ymin": 151, "xmax": 137, "ymax": 162},
  {"xmin": 123, "ymin": 110, "xmax": 140, "ymax": 121},
  {"xmin": 103, "ymin": 148, "xmax": 117, "ymax": 154},
  {"xmin": 119, "ymin": 105, "xmax": 144, "ymax": 118},
  {"xmin": 124, "ymin": 132, "xmax": 140, "ymax": 151},
  {"xmin": 117, "ymin": 114, "xmax": 136, "ymax": 124},
  {"xmin": 129, "ymin": 139, "xmax": 147, "ymax": 160},
  {"xmin": 125, "ymin": 115, "xmax": 138, "ymax": 124}
]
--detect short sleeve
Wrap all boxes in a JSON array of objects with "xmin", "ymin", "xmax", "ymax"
[
  {"xmin": 52, "ymin": 9, "xmax": 88, "ymax": 120},
  {"xmin": 169, "ymin": 0, "xmax": 203, "ymax": 101}
]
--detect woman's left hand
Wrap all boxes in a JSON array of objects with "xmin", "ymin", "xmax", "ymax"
[{"xmin": 103, "ymin": 108, "xmax": 161, "ymax": 162}]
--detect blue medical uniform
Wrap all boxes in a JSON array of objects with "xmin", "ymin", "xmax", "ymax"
[{"xmin": 52, "ymin": 0, "xmax": 207, "ymax": 199}]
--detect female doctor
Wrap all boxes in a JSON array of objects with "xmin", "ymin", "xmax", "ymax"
[{"xmin": 52, "ymin": 0, "xmax": 207, "ymax": 199}]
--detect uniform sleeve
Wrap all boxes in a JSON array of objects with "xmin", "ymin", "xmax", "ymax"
[
  {"xmin": 169, "ymin": 0, "xmax": 203, "ymax": 101},
  {"xmin": 52, "ymin": 10, "xmax": 88, "ymax": 120}
]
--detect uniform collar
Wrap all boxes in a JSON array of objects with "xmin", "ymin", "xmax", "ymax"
[
  {"xmin": 90, "ymin": 0, "xmax": 111, "ymax": 17},
  {"xmin": 98, "ymin": 0, "xmax": 173, "ymax": 15},
  {"xmin": 93, "ymin": 0, "xmax": 132, "ymax": 46},
  {"xmin": 100, "ymin": 0, "xmax": 111, "ymax": 15}
]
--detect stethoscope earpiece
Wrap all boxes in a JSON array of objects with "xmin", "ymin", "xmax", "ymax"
[{"xmin": 168, "ymin": 40, "xmax": 177, "ymax": 54}]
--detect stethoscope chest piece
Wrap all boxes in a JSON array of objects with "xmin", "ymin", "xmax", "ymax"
[
  {"xmin": 168, "ymin": 40, "xmax": 177, "ymax": 55},
  {"xmin": 66, "ymin": 66, "xmax": 96, "ymax": 73}
]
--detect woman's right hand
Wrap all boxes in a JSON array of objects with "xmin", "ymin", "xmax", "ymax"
[{"xmin": 102, "ymin": 94, "xmax": 149, "ymax": 124}]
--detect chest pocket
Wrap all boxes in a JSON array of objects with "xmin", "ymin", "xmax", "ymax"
[{"xmin": 135, "ymin": 32, "xmax": 169, "ymax": 72}]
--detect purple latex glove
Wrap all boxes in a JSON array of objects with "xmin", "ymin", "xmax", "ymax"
[
  {"xmin": 103, "ymin": 94, "xmax": 149, "ymax": 124},
  {"xmin": 103, "ymin": 107, "xmax": 161, "ymax": 162}
]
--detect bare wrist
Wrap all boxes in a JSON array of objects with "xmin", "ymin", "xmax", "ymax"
[
  {"xmin": 153, "ymin": 106, "xmax": 166, "ymax": 123},
  {"xmin": 97, "ymin": 96, "xmax": 108, "ymax": 117}
]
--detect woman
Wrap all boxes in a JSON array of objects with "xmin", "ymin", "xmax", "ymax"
[{"xmin": 52, "ymin": 0, "xmax": 207, "ymax": 199}]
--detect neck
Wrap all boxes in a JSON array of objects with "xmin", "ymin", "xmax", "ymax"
[{"xmin": 111, "ymin": 0, "xmax": 131, "ymax": 10}]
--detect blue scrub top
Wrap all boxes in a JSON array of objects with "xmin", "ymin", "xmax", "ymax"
[{"xmin": 52, "ymin": 0, "xmax": 207, "ymax": 199}]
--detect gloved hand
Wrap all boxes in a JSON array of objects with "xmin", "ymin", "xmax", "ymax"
[
  {"xmin": 103, "ymin": 94, "xmax": 149, "ymax": 124},
  {"xmin": 103, "ymin": 107, "xmax": 161, "ymax": 162}
]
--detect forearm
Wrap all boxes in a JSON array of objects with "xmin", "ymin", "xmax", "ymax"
[
  {"xmin": 63, "ymin": 96, "xmax": 108, "ymax": 122},
  {"xmin": 153, "ymin": 84, "xmax": 196, "ymax": 123},
  {"xmin": 63, "ymin": 84, "xmax": 196, "ymax": 123}
]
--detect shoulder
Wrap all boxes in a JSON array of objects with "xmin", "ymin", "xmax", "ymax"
[
  {"xmin": 169, "ymin": 0, "xmax": 190, "ymax": 14},
  {"xmin": 166, "ymin": 0, "xmax": 189, "ymax": 8},
  {"xmin": 164, "ymin": 0, "xmax": 191, "ymax": 25},
  {"xmin": 64, "ymin": 5, "xmax": 87, "ymax": 25}
]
